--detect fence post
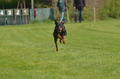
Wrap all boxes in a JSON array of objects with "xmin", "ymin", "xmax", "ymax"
[{"xmin": 94, "ymin": 7, "xmax": 96, "ymax": 23}]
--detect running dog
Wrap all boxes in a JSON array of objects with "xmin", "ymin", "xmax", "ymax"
[{"xmin": 53, "ymin": 20, "xmax": 67, "ymax": 51}]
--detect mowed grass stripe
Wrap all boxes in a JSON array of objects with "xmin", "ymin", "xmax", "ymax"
[{"xmin": 0, "ymin": 20, "xmax": 120, "ymax": 79}]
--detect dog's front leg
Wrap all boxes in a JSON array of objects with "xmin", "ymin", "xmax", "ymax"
[
  {"xmin": 58, "ymin": 34, "xmax": 62, "ymax": 39},
  {"xmin": 62, "ymin": 36, "xmax": 66, "ymax": 44},
  {"xmin": 58, "ymin": 34, "xmax": 63, "ymax": 43}
]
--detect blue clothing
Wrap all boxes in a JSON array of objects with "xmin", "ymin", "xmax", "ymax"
[
  {"xmin": 59, "ymin": 0, "xmax": 63, "ymax": 14},
  {"xmin": 57, "ymin": 0, "xmax": 67, "ymax": 22},
  {"xmin": 59, "ymin": 0, "xmax": 63, "ymax": 7},
  {"xmin": 59, "ymin": 0, "xmax": 64, "ymax": 22},
  {"xmin": 60, "ymin": 11, "xmax": 65, "ymax": 22}
]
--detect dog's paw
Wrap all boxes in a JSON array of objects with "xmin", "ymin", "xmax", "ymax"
[
  {"xmin": 63, "ymin": 40, "xmax": 66, "ymax": 44},
  {"xmin": 59, "ymin": 39, "xmax": 62, "ymax": 43}
]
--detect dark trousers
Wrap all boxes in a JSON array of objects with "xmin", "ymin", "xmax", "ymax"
[{"xmin": 74, "ymin": 7, "xmax": 83, "ymax": 22}]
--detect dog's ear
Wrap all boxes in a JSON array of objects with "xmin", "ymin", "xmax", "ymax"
[{"xmin": 55, "ymin": 20, "xmax": 58, "ymax": 25}]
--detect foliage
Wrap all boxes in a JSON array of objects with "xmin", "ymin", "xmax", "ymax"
[
  {"xmin": 109, "ymin": 0, "xmax": 120, "ymax": 19},
  {"xmin": 0, "ymin": 0, "xmax": 120, "ymax": 20},
  {"xmin": 83, "ymin": 5, "xmax": 93, "ymax": 21},
  {"xmin": 0, "ymin": 0, "xmax": 18, "ymax": 9},
  {"xmin": 0, "ymin": 0, "xmax": 52, "ymax": 9},
  {"xmin": 99, "ymin": 0, "xmax": 120, "ymax": 20},
  {"xmin": 34, "ymin": 0, "xmax": 52, "ymax": 8},
  {"xmin": 65, "ymin": 0, "xmax": 74, "ymax": 22},
  {"xmin": 99, "ymin": 0, "xmax": 111, "ymax": 20}
]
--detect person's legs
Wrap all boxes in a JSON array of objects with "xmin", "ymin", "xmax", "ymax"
[
  {"xmin": 79, "ymin": 8, "xmax": 83, "ymax": 22},
  {"xmin": 60, "ymin": 11, "xmax": 65, "ymax": 22},
  {"xmin": 74, "ymin": 9, "xmax": 79, "ymax": 22}
]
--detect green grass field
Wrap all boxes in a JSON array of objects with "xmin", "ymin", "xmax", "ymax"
[{"xmin": 0, "ymin": 19, "xmax": 120, "ymax": 79}]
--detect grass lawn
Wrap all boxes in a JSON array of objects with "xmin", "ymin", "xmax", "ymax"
[{"xmin": 0, "ymin": 19, "xmax": 120, "ymax": 79}]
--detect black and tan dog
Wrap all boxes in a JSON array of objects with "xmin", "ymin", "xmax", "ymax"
[{"xmin": 53, "ymin": 20, "xmax": 67, "ymax": 51}]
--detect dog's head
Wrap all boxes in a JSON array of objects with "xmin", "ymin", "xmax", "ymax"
[{"xmin": 55, "ymin": 20, "xmax": 64, "ymax": 32}]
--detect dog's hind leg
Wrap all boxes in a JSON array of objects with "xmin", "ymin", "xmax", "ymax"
[
  {"xmin": 56, "ymin": 43, "xmax": 58, "ymax": 51},
  {"xmin": 54, "ymin": 38, "xmax": 58, "ymax": 51}
]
